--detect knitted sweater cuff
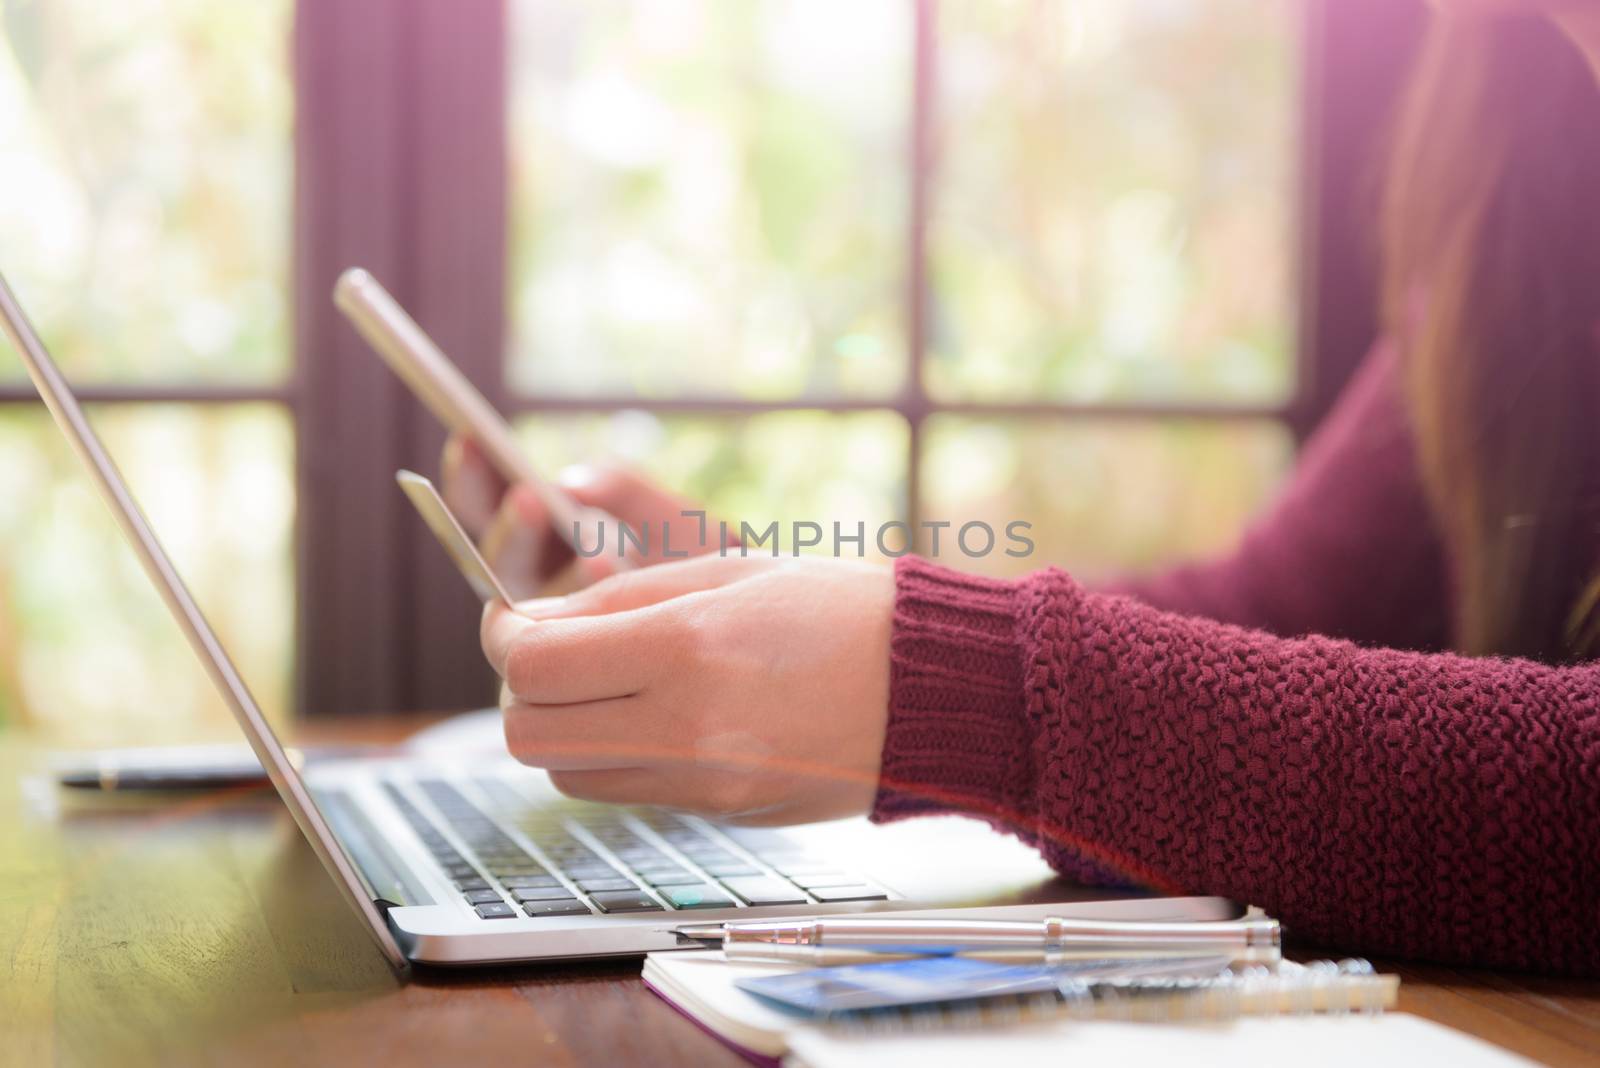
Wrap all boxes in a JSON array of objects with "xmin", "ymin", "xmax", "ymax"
[{"xmin": 870, "ymin": 555, "xmax": 1038, "ymax": 829}]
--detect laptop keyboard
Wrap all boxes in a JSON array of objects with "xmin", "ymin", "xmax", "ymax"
[{"xmin": 382, "ymin": 778, "xmax": 888, "ymax": 920}]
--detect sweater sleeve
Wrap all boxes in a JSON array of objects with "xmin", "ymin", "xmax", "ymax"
[
  {"xmin": 874, "ymin": 554, "xmax": 1600, "ymax": 976},
  {"xmin": 1104, "ymin": 340, "xmax": 1453, "ymax": 652}
]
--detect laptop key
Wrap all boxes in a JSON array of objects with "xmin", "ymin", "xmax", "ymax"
[
  {"xmin": 462, "ymin": 889, "xmax": 503, "ymax": 904},
  {"xmin": 523, "ymin": 898, "xmax": 592, "ymax": 917},
  {"xmin": 790, "ymin": 872, "xmax": 859, "ymax": 889},
  {"xmin": 637, "ymin": 861, "xmax": 693, "ymax": 877},
  {"xmin": 512, "ymin": 886, "xmax": 576, "ymax": 903},
  {"xmin": 453, "ymin": 877, "xmax": 491, "ymax": 892},
  {"xmin": 657, "ymin": 826, "xmax": 703, "ymax": 841},
  {"xmin": 474, "ymin": 902, "xmax": 517, "ymax": 919},
  {"xmin": 697, "ymin": 861, "xmax": 762, "ymax": 878},
  {"xmin": 561, "ymin": 863, "xmax": 618, "ymax": 878},
  {"xmin": 660, "ymin": 885, "xmax": 737, "ymax": 910},
  {"xmin": 720, "ymin": 877, "xmax": 808, "ymax": 905},
  {"xmin": 575, "ymin": 877, "xmax": 637, "ymax": 893},
  {"xmin": 679, "ymin": 845, "xmax": 738, "ymax": 861},
  {"xmin": 643, "ymin": 870, "xmax": 702, "ymax": 887},
  {"xmin": 588, "ymin": 891, "xmax": 666, "ymax": 913},
  {"xmin": 487, "ymin": 863, "xmax": 547, "ymax": 877},
  {"xmin": 809, "ymin": 885, "xmax": 888, "ymax": 903},
  {"xmin": 501, "ymin": 874, "xmax": 563, "ymax": 889},
  {"xmin": 614, "ymin": 848, "xmax": 666, "ymax": 863},
  {"xmin": 771, "ymin": 859, "xmax": 833, "ymax": 876}
]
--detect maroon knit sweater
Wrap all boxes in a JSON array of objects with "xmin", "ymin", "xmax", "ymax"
[{"xmin": 871, "ymin": 343, "xmax": 1600, "ymax": 976}]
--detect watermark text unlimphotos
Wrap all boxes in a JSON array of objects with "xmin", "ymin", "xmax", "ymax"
[{"xmin": 571, "ymin": 511, "xmax": 1035, "ymax": 560}]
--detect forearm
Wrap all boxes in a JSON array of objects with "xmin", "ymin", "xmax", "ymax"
[{"xmin": 874, "ymin": 556, "xmax": 1600, "ymax": 975}]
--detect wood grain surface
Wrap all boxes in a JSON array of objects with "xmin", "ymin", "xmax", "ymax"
[{"xmin": 2, "ymin": 720, "xmax": 1596, "ymax": 1067}]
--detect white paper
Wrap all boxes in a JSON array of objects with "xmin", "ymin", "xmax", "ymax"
[{"xmin": 784, "ymin": 1013, "xmax": 1540, "ymax": 1068}]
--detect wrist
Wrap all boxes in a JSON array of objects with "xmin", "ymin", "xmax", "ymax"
[{"xmin": 871, "ymin": 556, "xmax": 1038, "ymax": 828}]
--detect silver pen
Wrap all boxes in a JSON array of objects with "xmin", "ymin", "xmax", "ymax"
[{"xmin": 671, "ymin": 915, "xmax": 1281, "ymax": 966}]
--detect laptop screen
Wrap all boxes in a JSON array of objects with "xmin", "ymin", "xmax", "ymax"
[{"xmin": 0, "ymin": 270, "xmax": 408, "ymax": 971}]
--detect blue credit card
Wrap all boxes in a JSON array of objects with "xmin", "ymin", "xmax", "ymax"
[{"xmin": 736, "ymin": 956, "xmax": 1232, "ymax": 1015}]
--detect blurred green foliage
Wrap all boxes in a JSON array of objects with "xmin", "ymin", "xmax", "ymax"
[
  {"xmin": 513, "ymin": 411, "xmax": 1290, "ymax": 579},
  {"xmin": 508, "ymin": 0, "xmax": 910, "ymax": 399},
  {"xmin": 0, "ymin": 0, "xmax": 291, "ymax": 738},
  {"xmin": 923, "ymin": 417, "xmax": 1293, "ymax": 579},
  {"xmin": 516, "ymin": 411, "xmax": 909, "ymax": 547},
  {"xmin": 930, "ymin": 0, "xmax": 1295, "ymax": 403},
  {"xmin": 506, "ymin": 0, "xmax": 1297, "ymax": 583},
  {"xmin": 0, "ymin": 0, "xmax": 290, "ymax": 383},
  {"xmin": 0, "ymin": 406, "xmax": 295, "ymax": 742}
]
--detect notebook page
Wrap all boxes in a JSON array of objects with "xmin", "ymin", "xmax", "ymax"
[{"xmin": 784, "ymin": 1013, "xmax": 1539, "ymax": 1068}]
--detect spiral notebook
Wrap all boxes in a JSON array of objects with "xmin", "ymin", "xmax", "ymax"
[{"xmin": 641, "ymin": 951, "xmax": 1535, "ymax": 1068}]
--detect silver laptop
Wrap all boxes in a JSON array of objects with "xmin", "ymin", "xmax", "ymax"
[{"xmin": 0, "ymin": 271, "xmax": 1237, "ymax": 972}]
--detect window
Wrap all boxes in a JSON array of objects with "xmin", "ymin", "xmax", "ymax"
[
  {"xmin": 507, "ymin": 0, "xmax": 1298, "ymax": 582},
  {"xmin": 6, "ymin": 1, "xmax": 1395, "ymax": 727},
  {"xmin": 0, "ymin": 0, "xmax": 294, "ymax": 741}
]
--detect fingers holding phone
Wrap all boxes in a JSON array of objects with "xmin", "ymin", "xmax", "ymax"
[
  {"xmin": 552, "ymin": 464, "xmax": 735, "ymax": 571},
  {"xmin": 440, "ymin": 433, "xmax": 505, "ymax": 534},
  {"xmin": 441, "ymin": 432, "xmax": 733, "ymax": 595},
  {"xmin": 443, "ymin": 434, "xmax": 564, "ymax": 596}
]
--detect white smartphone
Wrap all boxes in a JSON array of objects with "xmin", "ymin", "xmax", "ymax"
[{"xmin": 334, "ymin": 267, "xmax": 622, "ymax": 566}]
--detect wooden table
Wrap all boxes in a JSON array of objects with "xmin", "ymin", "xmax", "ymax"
[{"xmin": 3, "ymin": 719, "xmax": 1598, "ymax": 1067}]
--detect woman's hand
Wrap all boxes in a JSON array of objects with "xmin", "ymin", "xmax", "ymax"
[
  {"xmin": 480, "ymin": 554, "xmax": 894, "ymax": 825},
  {"xmin": 440, "ymin": 434, "xmax": 724, "ymax": 598}
]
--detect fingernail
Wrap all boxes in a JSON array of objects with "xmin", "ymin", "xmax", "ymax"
[
  {"xmin": 514, "ymin": 595, "xmax": 569, "ymax": 619},
  {"xmin": 557, "ymin": 464, "xmax": 599, "ymax": 489}
]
